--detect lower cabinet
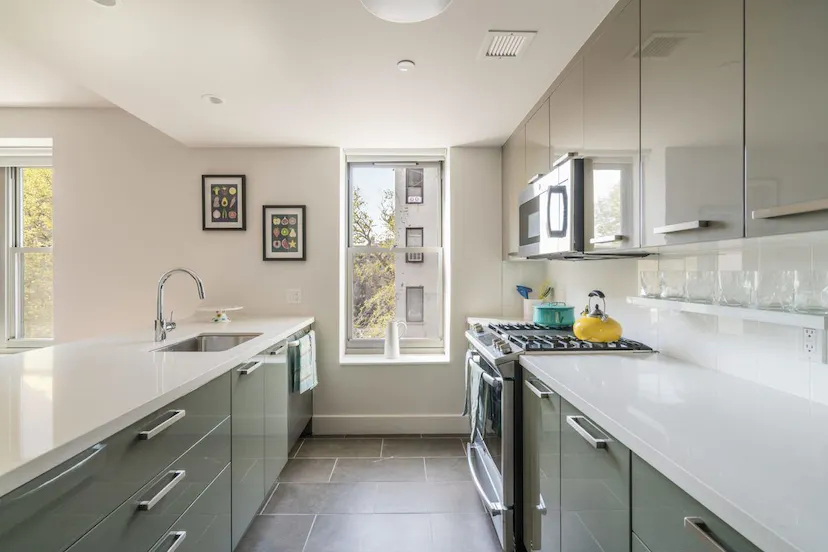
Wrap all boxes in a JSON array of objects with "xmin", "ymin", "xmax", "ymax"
[
  {"xmin": 560, "ymin": 398, "xmax": 630, "ymax": 552},
  {"xmin": 632, "ymin": 455, "xmax": 762, "ymax": 552},
  {"xmin": 264, "ymin": 348, "xmax": 290, "ymax": 493},
  {"xmin": 632, "ymin": 533, "xmax": 652, "ymax": 552}
]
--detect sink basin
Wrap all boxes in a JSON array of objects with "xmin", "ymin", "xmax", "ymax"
[{"xmin": 154, "ymin": 333, "xmax": 262, "ymax": 353}]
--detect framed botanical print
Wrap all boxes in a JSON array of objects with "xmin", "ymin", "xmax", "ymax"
[
  {"xmin": 263, "ymin": 205, "xmax": 306, "ymax": 261},
  {"xmin": 202, "ymin": 175, "xmax": 246, "ymax": 230}
]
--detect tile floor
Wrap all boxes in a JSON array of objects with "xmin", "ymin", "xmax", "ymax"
[{"xmin": 236, "ymin": 435, "xmax": 502, "ymax": 552}]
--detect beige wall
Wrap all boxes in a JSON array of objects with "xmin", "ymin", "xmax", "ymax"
[{"xmin": 0, "ymin": 107, "xmax": 509, "ymax": 433}]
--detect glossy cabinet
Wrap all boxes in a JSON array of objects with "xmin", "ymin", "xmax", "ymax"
[
  {"xmin": 549, "ymin": 58, "xmax": 584, "ymax": 160},
  {"xmin": 523, "ymin": 378, "xmax": 560, "ymax": 552},
  {"xmin": 231, "ymin": 360, "xmax": 266, "ymax": 549},
  {"xmin": 633, "ymin": 533, "xmax": 653, "ymax": 552},
  {"xmin": 502, "ymin": 127, "xmax": 526, "ymax": 258},
  {"xmin": 560, "ymin": 398, "xmax": 629, "ymax": 552},
  {"xmin": 632, "ymin": 455, "xmax": 762, "ymax": 552},
  {"xmin": 745, "ymin": 0, "xmax": 828, "ymax": 237},
  {"xmin": 582, "ymin": 0, "xmax": 640, "ymax": 251},
  {"xmin": 264, "ymin": 347, "xmax": 290, "ymax": 493},
  {"xmin": 641, "ymin": 0, "xmax": 744, "ymax": 246},
  {"xmin": 526, "ymin": 99, "xmax": 551, "ymax": 182}
]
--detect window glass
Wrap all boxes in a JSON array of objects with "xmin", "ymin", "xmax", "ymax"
[
  {"xmin": 21, "ymin": 252, "xmax": 53, "ymax": 339},
  {"xmin": 21, "ymin": 168, "xmax": 53, "ymax": 248},
  {"xmin": 406, "ymin": 286, "xmax": 424, "ymax": 323},
  {"xmin": 406, "ymin": 168, "xmax": 424, "ymax": 204},
  {"xmin": 406, "ymin": 227, "xmax": 424, "ymax": 263}
]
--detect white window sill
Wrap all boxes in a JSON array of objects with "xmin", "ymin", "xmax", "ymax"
[{"xmin": 340, "ymin": 353, "xmax": 451, "ymax": 365}]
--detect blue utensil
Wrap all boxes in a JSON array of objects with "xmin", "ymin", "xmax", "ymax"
[{"xmin": 516, "ymin": 285, "xmax": 533, "ymax": 299}]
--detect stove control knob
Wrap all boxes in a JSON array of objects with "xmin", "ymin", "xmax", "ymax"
[
  {"xmin": 472, "ymin": 323, "xmax": 484, "ymax": 334},
  {"xmin": 499, "ymin": 343, "xmax": 512, "ymax": 354}
]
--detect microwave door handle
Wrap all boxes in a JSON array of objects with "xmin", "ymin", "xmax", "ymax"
[{"xmin": 547, "ymin": 186, "xmax": 568, "ymax": 239}]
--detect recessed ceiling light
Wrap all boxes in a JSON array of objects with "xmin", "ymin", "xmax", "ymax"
[
  {"xmin": 201, "ymin": 94, "xmax": 224, "ymax": 105},
  {"xmin": 397, "ymin": 60, "xmax": 416, "ymax": 72},
  {"xmin": 91, "ymin": 0, "xmax": 117, "ymax": 6},
  {"xmin": 361, "ymin": 0, "xmax": 452, "ymax": 23}
]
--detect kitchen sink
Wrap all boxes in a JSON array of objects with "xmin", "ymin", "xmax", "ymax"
[{"xmin": 153, "ymin": 333, "xmax": 262, "ymax": 352}]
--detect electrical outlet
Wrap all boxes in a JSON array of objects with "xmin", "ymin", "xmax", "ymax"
[
  {"xmin": 286, "ymin": 289, "xmax": 302, "ymax": 304},
  {"xmin": 803, "ymin": 328, "xmax": 826, "ymax": 363}
]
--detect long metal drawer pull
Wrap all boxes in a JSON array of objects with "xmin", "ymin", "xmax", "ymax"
[
  {"xmin": 536, "ymin": 494, "xmax": 547, "ymax": 515},
  {"xmin": 566, "ymin": 416, "xmax": 609, "ymax": 449},
  {"xmin": 139, "ymin": 410, "xmax": 186, "ymax": 440},
  {"xmin": 466, "ymin": 443, "xmax": 507, "ymax": 517},
  {"xmin": 752, "ymin": 199, "xmax": 828, "ymax": 220},
  {"xmin": 684, "ymin": 517, "xmax": 728, "ymax": 552},
  {"xmin": 589, "ymin": 234, "xmax": 625, "ymax": 244},
  {"xmin": 653, "ymin": 220, "xmax": 710, "ymax": 234},
  {"xmin": 238, "ymin": 360, "xmax": 263, "ymax": 375},
  {"xmin": 154, "ymin": 531, "xmax": 187, "ymax": 552},
  {"xmin": 137, "ymin": 470, "xmax": 186, "ymax": 511},
  {"xmin": 525, "ymin": 380, "xmax": 554, "ymax": 399}
]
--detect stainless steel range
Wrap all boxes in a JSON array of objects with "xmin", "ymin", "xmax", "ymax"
[{"xmin": 464, "ymin": 320, "xmax": 654, "ymax": 552}]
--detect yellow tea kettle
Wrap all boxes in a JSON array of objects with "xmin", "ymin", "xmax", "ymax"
[{"xmin": 573, "ymin": 290, "xmax": 623, "ymax": 343}]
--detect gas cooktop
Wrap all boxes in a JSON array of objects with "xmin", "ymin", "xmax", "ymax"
[{"xmin": 470, "ymin": 321, "xmax": 654, "ymax": 354}]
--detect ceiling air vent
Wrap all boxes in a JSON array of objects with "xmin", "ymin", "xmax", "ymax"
[
  {"xmin": 479, "ymin": 31, "xmax": 537, "ymax": 60},
  {"xmin": 631, "ymin": 32, "xmax": 694, "ymax": 58}
]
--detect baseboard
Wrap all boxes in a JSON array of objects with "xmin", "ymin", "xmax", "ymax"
[{"xmin": 311, "ymin": 414, "xmax": 469, "ymax": 435}]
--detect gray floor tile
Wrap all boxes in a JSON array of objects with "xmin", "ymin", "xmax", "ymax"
[
  {"xmin": 296, "ymin": 438, "xmax": 382, "ymax": 458},
  {"xmin": 373, "ymin": 482, "xmax": 483, "ymax": 514},
  {"xmin": 279, "ymin": 459, "xmax": 336, "ymax": 482},
  {"xmin": 235, "ymin": 515, "xmax": 315, "ymax": 552},
  {"xmin": 430, "ymin": 513, "xmax": 502, "ymax": 552},
  {"xmin": 263, "ymin": 483, "xmax": 378, "ymax": 514},
  {"xmin": 288, "ymin": 439, "xmax": 304, "ymax": 459},
  {"xmin": 382, "ymin": 438, "xmax": 465, "ymax": 458},
  {"xmin": 425, "ymin": 457, "xmax": 471, "ymax": 482},
  {"xmin": 426, "ymin": 433, "xmax": 468, "ymax": 439},
  {"xmin": 304, "ymin": 514, "xmax": 432, "ymax": 552},
  {"xmin": 346, "ymin": 433, "xmax": 421, "ymax": 439},
  {"xmin": 331, "ymin": 458, "xmax": 426, "ymax": 482}
]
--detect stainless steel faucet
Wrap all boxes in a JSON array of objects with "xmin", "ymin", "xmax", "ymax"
[{"xmin": 155, "ymin": 268, "xmax": 206, "ymax": 342}]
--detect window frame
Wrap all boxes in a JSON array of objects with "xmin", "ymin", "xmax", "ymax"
[
  {"xmin": 4, "ymin": 166, "xmax": 54, "ymax": 348},
  {"xmin": 345, "ymin": 161, "xmax": 445, "ymax": 354}
]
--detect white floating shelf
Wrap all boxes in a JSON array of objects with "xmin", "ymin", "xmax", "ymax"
[{"xmin": 627, "ymin": 296, "xmax": 828, "ymax": 330}]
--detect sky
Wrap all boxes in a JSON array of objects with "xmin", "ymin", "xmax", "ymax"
[{"xmin": 351, "ymin": 166, "xmax": 395, "ymax": 238}]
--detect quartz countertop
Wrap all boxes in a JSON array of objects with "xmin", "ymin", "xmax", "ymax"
[
  {"xmin": 520, "ymin": 353, "xmax": 826, "ymax": 552},
  {"xmin": 0, "ymin": 316, "xmax": 314, "ymax": 497}
]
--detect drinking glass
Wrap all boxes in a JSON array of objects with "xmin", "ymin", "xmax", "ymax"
[
  {"xmin": 793, "ymin": 270, "xmax": 828, "ymax": 313},
  {"xmin": 639, "ymin": 271, "xmax": 661, "ymax": 298},
  {"xmin": 718, "ymin": 271, "xmax": 756, "ymax": 307},
  {"xmin": 756, "ymin": 270, "xmax": 795, "ymax": 311},
  {"xmin": 660, "ymin": 271, "xmax": 686, "ymax": 300},
  {"xmin": 686, "ymin": 271, "xmax": 716, "ymax": 304}
]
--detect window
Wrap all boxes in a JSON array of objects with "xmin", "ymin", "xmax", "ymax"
[
  {"xmin": 5, "ymin": 167, "xmax": 54, "ymax": 344},
  {"xmin": 405, "ymin": 227, "xmax": 424, "ymax": 263},
  {"xmin": 346, "ymin": 162, "xmax": 444, "ymax": 353}
]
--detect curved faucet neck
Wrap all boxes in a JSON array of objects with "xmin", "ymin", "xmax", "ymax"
[{"xmin": 155, "ymin": 268, "xmax": 206, "ymax": 341}]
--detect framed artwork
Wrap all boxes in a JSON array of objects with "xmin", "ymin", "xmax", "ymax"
[
  {"xmin": 263, "ymin": 205, "xmax": 306, "ymax": 261},
  {"xmin": 202, "ymin": 175, "xmax": 246, "ymax": 230}
]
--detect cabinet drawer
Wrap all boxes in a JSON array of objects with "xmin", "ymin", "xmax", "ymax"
[
  {"xmin": 632, "ymin": 455, "xmax": 762, "ymax": 552},
  {"xmin": 150, "ymin": 463, "xmax": 231, "ymax": 552},
  {"xmin": 68, "ymin": 417, "xmax": 230, "ymax": 552},
  {"xmin": 560, "ymin": 399, "xmax": 629, "ymax": 552},
  {"xmin": 0, "ymin": 372, "xmax": 230, "ymax": 552}
]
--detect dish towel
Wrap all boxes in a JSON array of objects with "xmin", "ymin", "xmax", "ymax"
[
  {"xmin": 297, "ymin": 330, "xmax": 317, "ymax": 394},
  {"xmin": 462, "ymin": 350, "xmax": 484, "ymax": 440}
]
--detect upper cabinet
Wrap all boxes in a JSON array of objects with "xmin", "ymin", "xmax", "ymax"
[
  {"xmin": 641, "ymin": 0, "xmax": 744, "ymax": 246},
  {"xmin": 549, "ymin": 59, "xmax": 584, "ymax": 161},
  {"xmin": 526, "ymin": 99, "xmax": 551, "ymax": 182},
  {"xmin": 745, "ymin": 0, "xmax": 828, "ymax": 237},
  {"xmin": 502, "ymin": 127, "xmax": 526, "ymax": 259},
  {"xmin": 582, "ymin": 0, "xmax": 641, "ymax": 251}
]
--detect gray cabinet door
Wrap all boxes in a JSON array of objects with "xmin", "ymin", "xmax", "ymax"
[
  {"xmin": 231, "ymin": 360, "xmax": 266, "ymax": 548},
  {"xmin": 264, "ymin": 349, "xmax": 290, "ymax": 493},
  {"xmin": 503, "ymin": 127, "xmax": 526, "ymax": 258},
  {"xmin": 745, "ymin": 0, "xmax": 828, "ymax": 237},
  {"xmin": 583, "ymin": 0, "xmax": 640, "ymax": 251},
  {"xmin": 632, "ymin": 455, "xmax": 762, "ymax": 552},
  {"xmin": 633, "ymin": 533, "xmax": 653, "ymax": 552},
  {"xmin": 151, "ymin": 463, "xmax": 231, "ymax": 552},
  {"xmin": 641, "ymin": 0, "xmax": 744, "ymax": 246},
  {"xmin": 549, "ymin": 58, "xmax": 584, "ymax": 160},
  {"xmin": 523, "ymin": 378, "xmax": 561, "ymax": 552},
  {"xmin": 560, "ymin": 399, "xmax": 629, "ymax": 552},
  {"xmin": 526, "ymin": 99, "xmax": 551, "ymax": 182}
]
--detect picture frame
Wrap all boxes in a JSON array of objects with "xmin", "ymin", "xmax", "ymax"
[
  {"xmin": 202, "ymin": 175, "xmax": 246, "ymax": 230},
  {"xmin": 263, "ymin": 205, "xmax": 306, "ymax": 261}
]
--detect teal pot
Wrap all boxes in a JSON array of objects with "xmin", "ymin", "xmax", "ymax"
[{"xmin": 533, "ymin": 302, "xmax": 576, "ymax": 328}]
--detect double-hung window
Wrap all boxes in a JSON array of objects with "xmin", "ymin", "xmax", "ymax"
[{"xmin": 346, "ymin": 161, "xmax": 444, "ymax": 353}]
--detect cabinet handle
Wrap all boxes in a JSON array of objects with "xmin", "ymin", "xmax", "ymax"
[
  {"xmin": 238, "ymin": 360, "xmax": 263, "ymax": 375},
  {"xmin": 589, "ymin": 234, "xmax": 625, "ymax": 245},
  {"xmin": 752, "ymin": 199, "xmax": 828, "ymax": 220},
  {"xmin": 139, "ymin": 410, "xmax": 186, "ymax": 440},
  {"xmin": 536, "ymin": 494, "xmax": 547, "ymax": 515},
  {"xmin": 528, "ymin": 173, "xmax": 545, "ymax": 185},
  {"xmin": 684, "ymin": 517, "xmax": 728, "ymax": 552},
  {"xmin": 157, "ymin": 531, "xmax": 187, "ymax": 552},
  {"xmin": 566, "ymin": 415, "xmax": 609, "ymax": 449},
  {"xmin": 653, "ymin": 221, "xmax": 710, "ymax": 234},
  {"xmin": 525, "ymin": 379, "xmax": 554, "ymax": 399},
  {"xmin": 138, "ymin": 470, "xmax": 186, "ymax": 511}
]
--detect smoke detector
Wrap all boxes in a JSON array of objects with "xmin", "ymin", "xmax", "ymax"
[{"xmin": 479, "ymin": 31, "xmax": 537, "ymax": 60}]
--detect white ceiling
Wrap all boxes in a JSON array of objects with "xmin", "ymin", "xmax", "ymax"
[{"xmin": 1, "ymin": 0, "xmax": 616, "ymax": 147}]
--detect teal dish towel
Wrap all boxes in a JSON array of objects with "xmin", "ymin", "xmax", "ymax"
[{"xmin": 297, "ymin": 330, "xmax": 317, "ymax": 394}]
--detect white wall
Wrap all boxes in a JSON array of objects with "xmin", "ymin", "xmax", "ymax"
[{"xmin": 0, "ymin": 108, "xmax": 515, "ymax": 434}]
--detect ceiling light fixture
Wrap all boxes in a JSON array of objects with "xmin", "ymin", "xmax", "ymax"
[
  {"xmin": 397, "ymin": 60, "xmax": 416, "ymax": 72},
  {"xmin": 201, "ymin": 94, "xmax": 224, "ymax": 105},
  {"xmin": 91, "ymin": 0, "xmax": 118, "ymax": 6},
  {"xmin": 360, "ymin": 0, "xmax": 453, "ymax": 23}
]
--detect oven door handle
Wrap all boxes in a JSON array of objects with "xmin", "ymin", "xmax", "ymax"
[
  {"xmin": 466, "ymin": 443, "xmax": 508, "ymax": 517},
  {"xmin": 470, "ymin": 354, "xmax": 503, "ymax": 389}
]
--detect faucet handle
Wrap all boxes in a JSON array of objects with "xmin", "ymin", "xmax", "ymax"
[{"xmin": 166, "ymin": 310, "xmax": 176, "ymax": 331}]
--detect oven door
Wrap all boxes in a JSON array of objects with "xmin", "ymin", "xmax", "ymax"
[{"xmin": 467, "ymin": 354, "xmax": 514, "ymax": 551}]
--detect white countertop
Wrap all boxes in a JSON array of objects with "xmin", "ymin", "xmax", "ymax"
[
  {"xmin": 521, "ymin": 353, "xmax": 826, "ymax": 552},
  {"xmin": 0, "ymin": 316, "xmax": 314, "ymax": 497}
]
